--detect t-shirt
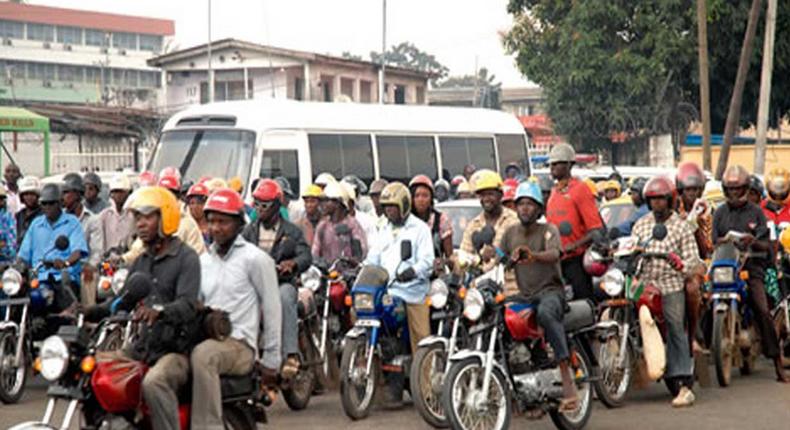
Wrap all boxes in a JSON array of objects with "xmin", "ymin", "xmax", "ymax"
[
  {"xmin": 712, "ymin": 202, "xmax": 770, "ymax": 270},
  {"xmin": 761, "ymin": 200, "xmax": 790, "ymax": 226},
  {"xmin": 546, "ymin": 177, "xmax": 603, "ymax": 259},
  {"xmin": 499, "ymin": 222, "xmax": 563, "ymax": 298}
]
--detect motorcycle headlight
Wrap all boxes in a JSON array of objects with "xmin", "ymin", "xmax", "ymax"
[
  {"xmin": 2, "ymin": 268, "xmax": 22, "ymax": 296},
  {"xmin": 600, "ymin": 268, "xmax": 625, "ymax": 297},
  {"xmin": 712, "ymin": 267, "xmax": 735, "ymax": 284},
  {"xmin": 429, "ymin": 278, "xmax": 449, "ymax": 309},
  {"xmin": 463, "ymin": 288, "xmax": 485, "ymax": 322},
  {"xmin": 300, "ymin": 267, "xmax": 322, "ymax": 292},
  {"xmin": 40, "ymin": 336, "xmax": 69, "ymax": 381},
  {"xmin": 353, "ymin": 293, "xmax": 374, "ymax": 311},
  {"xmin": 111, "ymin": 268, "xmax": 129, "ymax": 295}
]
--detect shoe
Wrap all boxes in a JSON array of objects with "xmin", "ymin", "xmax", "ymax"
[{"xmin": 671, "ymin": 386, "xmax": 695, "ymax": 407}]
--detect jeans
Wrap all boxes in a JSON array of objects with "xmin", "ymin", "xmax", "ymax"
[
  {"xmin": 280, "ymin": 283, "xmax": 298, "ymax": 357},
  {"xmin": 662, "ymin": 291, "xmax": 692, "ymax": 381},
  {"xmin": 535, "ymin": 292, "xmax": 570, "ymax": 361}
]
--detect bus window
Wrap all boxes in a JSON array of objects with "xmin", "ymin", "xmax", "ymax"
[
  {"xmin": 376, "ymin": 135, "xmax": 437, "ymax": 183},
  {"xmin": 260, "ymin": 149, "xmax": 300, "ymax": 196},
  {"xmin": 308, "ymin": 134, "xmax": 374, "ymax": 185},
  {"xmin": 439, "ymin": 136, "xmax": 496, "ymax": 180},
  {"xmin": 496, "ymin": 134, "xmax": 530, "ymax": 178}
]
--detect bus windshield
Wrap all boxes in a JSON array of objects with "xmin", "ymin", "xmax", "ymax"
[{"xmin": 149, "ymin": 129, "xmax": 255, "ymax": 186}]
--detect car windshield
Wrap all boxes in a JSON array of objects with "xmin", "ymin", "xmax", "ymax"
[
  {"xmin": 149, "ymin": 129, "xmax": 255, "ymax": 186},
  {"xmin": 437, "ymin": 202, "xmax": 482, "ymax": 249}
]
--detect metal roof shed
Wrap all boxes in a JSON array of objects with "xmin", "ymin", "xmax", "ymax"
[{"xmin": 0, "ymin": 107, "xmax": 51, "ymax": 175}]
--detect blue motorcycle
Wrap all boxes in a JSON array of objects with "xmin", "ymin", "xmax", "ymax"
[
  {"xmin": 707, "ymin": 234, "xmax": 761, "ymax": 387},
  {"xmin": 340, "ymin": 242, "xmax": 413, "ymax": 420}
]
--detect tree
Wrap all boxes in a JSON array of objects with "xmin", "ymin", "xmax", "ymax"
[
  {"xmin": 341, "ymin": 51, "xmax": 363, "ymax": 61},
  {"xmin": 370, "ymin": 42, "xmax": 449, "ymax": 85},
  {"xmin": 437, "ymin": 68, "xmax": 502, "ymax": 109}
]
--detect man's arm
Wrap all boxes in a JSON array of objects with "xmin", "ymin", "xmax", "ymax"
[
  {"xmin": 289, "ymin": 224, "xmax": 312, "ymax": 274},
  {"xmin": 363, "ymin": 228, "xmax": 381, "ymax": 267},
  {"xmin": 164, "ymin": 247, "xmax": 201, "ymax": 322},
  {"xmin": 310, "ymin": 222, "xmax": 323, "ymax": 258},
  {"xmin": 67, "ymin": 221, "xmax": 89, "ymax": 262},
  {"xmin": 17, "ymin": 224, "xmax": 33, "ymax": 265},
  {"xmin": 251, "ymin": 252, "xmax": 282, "ymax": 370},
  {"xmin": 534, "ymin": 225, "xmax": 562, "ymax": 264},
  {"xmin": 413, "ymin": 226, "xmax": 435, "ymax": 280},
  {"xmin": 678, "ymin": 223, "xmax": 703, "ymax": 277}
]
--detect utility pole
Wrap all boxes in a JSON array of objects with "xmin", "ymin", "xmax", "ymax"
[
  {"xmin": 754, "ymin": 0, "xmax": 777, "ymax": 175},
  {"xmin": 207, "ymin": 0, "xmax": 215, "ymax": 103},
  {"xmin": 378, "ymin": 0, "xmax": 386, "ymax": 104},
  {"xmin": 473, "ymin": 56, "xmax": 479, "ymax": 107},
  {"xmin": 696, "ymin": 0, "xmax": 712, "ymax": 171}
]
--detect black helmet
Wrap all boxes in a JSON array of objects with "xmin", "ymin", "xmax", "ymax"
[
  {"xmin": 274, "ymin": 176, "xmax": 295, "ymax": 199},
  {"xmin": 749, "ymin": 175, "xmax": 765, "ymax": 197},
  {"xmin": 40, "ymin": 183, "xmax": 62, "ymax": 204},
  {"xmin": 629, "ymin": 177, "xmax": 649, "ymax": 200},
  {"xmin": 342, "ymin": 174, "xmax": 368, "ymax": 196},
  {"xmin": 83, "ymin": 172, "xmax": 102, "ymax": 188},
  {"xmin": 62, "ymin": 173, "xmax": 85, "ymax": 194}
]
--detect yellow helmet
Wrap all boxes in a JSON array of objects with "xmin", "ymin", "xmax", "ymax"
[
  {"xmin": 227, "ymin": 176, "xmax": 244, "ymax": 193},
  {"xmin": 127, "ymin": 186, "xmax": 180, "ymax": 236},
  {"xmin": 470, "ymin": 169, "xmax": 503, "ymax": 193},
  {"xmin": 456, "ymin": 180, "xmax": 472, "ymax": 195},
  {"xmin": 780, "ymin": 228, "xmax": 790, "ymax": 253},
  {"xmin": 302, "ymin": 184, "xmax": 323, "ymax": 199},
  {"xmin": 379, "ymin": 182, "xmax": 411, "ymax": 218},
  {"xmin": 604, "ymin": 180, "xmax": 621, "ymax": 193}
]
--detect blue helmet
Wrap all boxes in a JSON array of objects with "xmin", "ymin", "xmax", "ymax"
[{"xmin": 514, "ymin": 181, "xmax": 543, "ymax": 206}]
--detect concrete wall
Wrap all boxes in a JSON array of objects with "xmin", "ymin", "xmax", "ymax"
[{"xmin": 681, "ymin": 144, "xmax": 790, "ymax": 173}]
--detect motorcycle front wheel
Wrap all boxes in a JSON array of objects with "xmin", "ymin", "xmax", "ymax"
[
  {"xmin": 410, "ymin": 342, "xmax": 449, "ymax": 428},
  {"xmin": 282, "ymin": 326, "xmax": 317, "ymax": 410},
  {"xmin": 594, "ymin": 321, "xmax": 633, "ymax": 408},
  {"xmin": 712, "ymin": 309, "xmax": 737, "ymax": 387},
  {"xmin": 442, "ymin": 357, "xmax": 511, "ymax": 430},
  {"xmin": 549, "ymin": 344, "xmax": 594, "ymax": 430},
  {"xmin": 0, "ymin": 331, "xmax": 27, "ymax": 404},
  {"xmin": 340, "ymin": 336, "xmax": 379, "ymax": 420}
]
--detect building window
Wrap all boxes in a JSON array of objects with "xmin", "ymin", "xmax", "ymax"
[
  {"xmin": 319, "ymin": 75, "xmax": 334, "ymax": 102},
  {"xmin": 27, "ymin": 23, "xmax": 54, "ymax": 42},
  {"xmin": 340, "ymin": 77, "xmax": 354, "ymax": 100},
  {"xmin": 57, "ymin": 26, "xmax": 82, "ymax": 45},
  {"xmin": 0, "ymin": 20, "xmax": 24, "ymax": 39},
  {"xmin": 139, "ymin": 34, "xmax": 163, "ymax": 52},
  {"xmin": 308, "ymin": 134, "xmax": 374, "ymax": 185},
  {"xmin": 376, "ymin": 135, "xmax": 437, "ymax": 183},
  {"xmin": 360, "ymin": 80, "xmax": 372, "ymax": 103},
  {"xmin": 140, "ymin": 71, "xmax": 159, "ymax": 88},
  {"xmin": 85, "ymin": 67, "xmax": 101, "ymax": 84},
  {"xmin": 123, "ymin": 70, "xmax": 138, "ymax": 87},
  {"xmin": 113, "ymin": 31, "xmax": 137, "ymax": 50},
  {"xmin": 28, "ymin": 62, "xmax": 56, "ymax": 81},
  {"xmin": 394, "ymin": 84, "xmax": 406, "ymax": 104},
  {"xmin": 294, "ymin": 77, "xmax": 304, "ymax": 101},
  {"xmin": 57, "ymin": 65, "xmax": 83, "ymax": 82},
  {"xmin": 260, "ymin": 149, "xmax": 300, "ymax": 196},
  {"xmin": 439, "ymin": 136, "xmax": 496, "ymax": 179},
  {"xmin": 85, "ymin": 29, "xmax": 110, "ymax": 47}
]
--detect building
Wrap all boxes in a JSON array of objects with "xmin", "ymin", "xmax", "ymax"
[
  {"xmin": 147, "ymin": 38, "xmax": 431, "ymax": 113},
  {"xmin": 500, "ymin": 87, "xmax": 544, "ymax": 117},
  {"xmin": 428, "ymin": 85, "xmax": 544, "ymax": 114}
]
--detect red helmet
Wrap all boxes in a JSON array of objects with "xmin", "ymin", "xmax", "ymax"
[
  {"xmin": 139, "ymin": 171, "xmax": 158, "ymax": 187},
  {"xmin": 252, "ymin": 178, "xmax": 283, "ymax": 202},
  {"xmin": 204, "ymin": 188, "xmax": 245, "ymax": 216},
  {"xmin": 158, "ymin": 166, "xmax": 181, "ymax": 192},
  {"xmin": 198, "ymin": 175, "xmax": 213, "ymax": 185},
  {"xmin": 408, "ymin": 174, "xmax": 434, "ymax": 194},
  {"xmin": 583, "ymin": 247, "xmax": 609, "ymax": 276},
  {"xmin": 502, "ymin": 179, "xmax": 519, "ymax": 202},
  {"xmin": 676, "ymin": 161, "xmax": 705, "ymax": 190},
  {"xmin": 643, "ymin": 176, "xmax": 676, "ymax": 205},
  {"xmin": 186, "ymin": 183, "xmax": 209, "ymax": 198},
  {"xmin": 159, "ymin": 166, "xmax": 181, "ymax": 180}
]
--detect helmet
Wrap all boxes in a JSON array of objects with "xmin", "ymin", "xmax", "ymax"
[
  {"xmin": 252, "ymin": 179, "xmax": 283, "ymax": 202},
  {"xmin": 39, "ymin": 183, "xmax": 61, "ymax": 203},
  {"xmin": 204, "ymin": 188, "xmax": 245, "ymax": 217},
  {"xmin": 274, "ymin": 177, "xmax": 295, "ymax": 200},
  {"xmin": 629, "ymin": 177, "xmax": 648, "ymax": 199},
  {"xmin": 749, "ymin": 175, "xmax": 765, "ymax": 197},
  {"xmin": 227, "ymin": 176, "xmax": 243, "ymax": 193},
  {"xmin": 676, "ymin": 161, "xmax": 705, "ymax": 190},
  {"xmin": 83, "ymin": 172, "xmax": 102, "ymax": 188},
  {"xmin": 204, "ymin": 178, "xmax": 227, "ymax": 193},
  {"xmin": 456, "ymin": 180, "xmax": 472, "ymax": 196},
  {"xmin": 548, "ymin": 143, "xmax": 575, "ymax": 164},
  {"xmin": 314, "ymin": 173, "xmax": 337, "ymax": 187},
  {"xmin": 158, "ymin": 166, "xmax": 181, "ymax": 181},
  {"xmin": 643, "ymin": 176, "xmax": 676, "ymax": 205},
  {"xmin": 502, "ymin": 181, "xmax": 517, "ymax": 203},
  {"xmin": 722, "ymin": 165, "xmax": 750, "ymax": 189},
  {"xmin": 434, "ymin": 179, "xmax": 450, "ymax": 192},
  {"xmin": 766, "ymin": 168, "xmax": 790, "ymax": 202},
  {"xmin": 470, "ymin": 169, "xmax": 503, "ymax": 193},
  {"xmin": 408, "ymin": 174, "xmax": 434, "ymax": 195},
  {"xmin": 62, "ymin": 173, "xmax": 85, "ymax": 194},
  {"xmin": 109, "ymin": 175, "xmax": 132, "ymax": 192},
  {"xmin": 323, "ymin": 182, "xmax": 350, "ymax": 209},
  {"xmin": 369, "ymin": 179, "xmax": 389, "ymax": 195},
  {"xmin": 186, "ymin": 183, "xmax": 209, "ymax": 198},
  {"xmin": 340, "ymin": 181, "xmax": 357, "ymax": 203},
  {"xmin": 127, "ymin": 186, "xmax": 180, "ymax": 236},
  {"xmin": 434, "ymin": 179, "xmax": 450, "ymax": 202},
  {"xmin": 379, "ymin": 182, "xmax": 411, "ymax": 218},
  {"xmin": 18, "ymin": 176, "xmax": 41, "ymax": 195},
  {"xmin": 514, "ymin": 181, "xmax": 543, "ymax": 206},
  {"xmin": 158, "ymin": 167, "xmax": 181, "ymax": 192},
  {"xmin": 451, "ymin": 175, "xmax": 467, "ymax": 187},
  {"xmin": 603, "ymin": 180, "xmax": 621, "ymax": 193},
  {"xmin": 342, "ymin": 175, "xmax": 368, "ymax": 195},
  {"xmin": 138, "ymin": 171, "xmax": 158, "ymax": 187},
  {"xmin": 583, "ymin": 248, "xmax": 608, "ymax": 277},
  {"xmin": 302, "ymin": 184, "xmax": 323, "ymax": 199},
  {"xmin": 780, "ymin": 227, "xmax": 790, "ymax": 253}
]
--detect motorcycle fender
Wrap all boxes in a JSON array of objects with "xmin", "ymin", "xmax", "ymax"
[
  {"xmin": 345, "ymin": 326, "xmax": 367, "ymax": 339},
  {"xmin": 714, "ymin": 302, "xmax": 730, "ymax": 313},
  {"xmin": 417, "ymin": 335, "xmax": 448, "ymax": 350},
  {"xmin": 447, "ymin": 350, "xmax": 512, "ymax": 389},
  {"xmin": 0, "ymin": 321, "xmax": 19, "ymax": 334}
]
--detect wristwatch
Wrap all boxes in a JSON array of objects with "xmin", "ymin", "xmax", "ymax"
[
  {"xmin": 64, "ymin": 260, "xmax": 71, "ymax": 268},
  {"xmin": 152, "ymin": 304, "xmax": 164, "ymax": 312}
]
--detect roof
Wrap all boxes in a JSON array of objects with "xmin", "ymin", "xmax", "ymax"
[
  {"xmin": 0, "ymin": 2, "xmax": 174, "ymax": 36},
  {"xmin": 0, "ymin": 107, "xmax": 49, "ymax": 132},
  {"xmin": 162, "ymin": 99, "xmax": 526, "ymax": 136},
  {"xmin": 25, "ymin": 103, "xmax": 163, "ymax": 138},
  {"xmin": 147, "ymin": 38, "xmax": 432, "ymax": 79}
]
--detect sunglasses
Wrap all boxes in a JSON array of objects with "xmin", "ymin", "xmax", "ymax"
[
  {"xmin": 41, "ymin": 201, "xmax": 59, "ymax": 206},
  {"xmin": 723, "ymin": 185, "xmax": 747, "ymax": 193},
  {"xmin": 254, "ymin": 200, "xmax": 277, "ymax": 210}
]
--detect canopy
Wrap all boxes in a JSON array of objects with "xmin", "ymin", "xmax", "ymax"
[{"xmin": 0, "ymin": 107, "xmax": 51, "ymax": 175}]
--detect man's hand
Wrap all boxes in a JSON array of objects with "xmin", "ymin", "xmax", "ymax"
[
  {"xmin": 277, "ymin": 260, "xmax": 297, "ymax": 276},
  {"xmin": 480, "ymin": 244, "xmax": 495, "ymax": 262},
  {"xmin": 511, "ymin": 245, "xmax": 533, "ymax": 264},
  {"xmin": 739, "ymin": 233, "xmax": 755, "ymax": 247},
  {"xmin": 52, "ymin": 259, "xmax": 66, "ymax": 270},
  {"xmin": 134, "ymin": 306, "xmax": 161, "ymax": 325},
  {"xmin": 667, "ymin": 253, "xmax": 684, "ymax": 272},
  {"xmin": 396, "ymin": 267, "xmax": 417, "ymax": 283}
]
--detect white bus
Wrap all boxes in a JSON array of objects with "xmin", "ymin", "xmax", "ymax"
[{"xmin": 148, "ymin": 99, "xmax": 531, "ymax": 196}]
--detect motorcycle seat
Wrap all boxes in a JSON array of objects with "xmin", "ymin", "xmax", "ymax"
[
  {"xmin": 220, "ymin": 374, "xmax": 254, "ymax": 398},
  {"xmin": 562, "ymin": 300, "xmax": 595, "ymax": 332}
]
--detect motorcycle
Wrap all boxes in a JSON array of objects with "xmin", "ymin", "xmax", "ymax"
[
  {"xmin": 95, "ymin": 247, "xmax": 128, "ymax": 305},
  {"xmin": 771, "ymin": 222, "xmax": 790, "ymax": 365},
  {"xmin": 706, "ymin": 231, "xmax": 762, "ymax": 386},
  {"xmin": 339, "ymin": 241, "xmax": 413, "ymax": 420},
  {"xmin": 0, "ymin": 235, "xmax": 79, "ymax": 404}
]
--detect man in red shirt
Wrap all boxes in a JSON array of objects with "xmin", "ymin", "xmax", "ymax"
[
  {"xmin": 761, "ymin": 168, "xmax": 790, "ymax": 228},
  {"xmin": 545, "ymin": 143, "xmax": 605, "ymax": 300}
]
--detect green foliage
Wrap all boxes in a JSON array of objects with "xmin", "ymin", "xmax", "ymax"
[
  {"xmin": 436, "ymin": 68, "xmax": 502, "ymax": 108},
  {"xmin": 370, "ymin": 42, "xmax": 449, "ymax": 85}
]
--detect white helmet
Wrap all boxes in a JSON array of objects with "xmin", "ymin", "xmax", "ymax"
[
  {"xmin": 340, "ymin": 181, "xmax": 356, "ymax": 203},
  {"xmin": 109, "ymin": 174, "xmax": 132, "ymax": 192},
  {"xmin": 323, "ymin": 181, "xmax": 350, "ymax": 209},
  {"xmin": 18, "ymin": 176, "xmax": 41, "ymax": 195},
  {"xmin": 315, "ymin": 173, "xmax": 337, "ymax": 187}
]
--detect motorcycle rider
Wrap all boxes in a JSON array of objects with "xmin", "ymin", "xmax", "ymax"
[
  {"xmin": 192, "ymin": 187, "xmax": 282, "ymax": 429},
  {"xmin": 500, "ymin": 181, "xmax": 578, "ymax": 411},
  {"xmin": 126, "ymin": 185, "xmax": 201, "ymax": 430},
  {"xmin": 409, "ymin": 174, "xmax": 453, "ymax": 270},
  {"xmin": 632, "ymin": 176, "xmax": 701, "ymax": 407},
  {"xmin": 340, "ymin": 179, "xmax": 377, "ymax": 240},
  {"xmin": 502, "ymin": 178, "xmax": 519, "ymax": 211},
  {"xmin": 615, "ymin": 177, "xmax": 649, "ymax": 235},
  {"xmin": 0, "ymin": 184, "xmax": 16, "ymax": 264},
  {"xmin": 243, "ymin": 178, "xmax": 312, "ymax": 379},
  {"xmin": 713, "ymin": 165, "xmax": 788, "ymax": 383},
  {"xmin": 761, "ymin": 168, "xmax": 790, "ymax": 226},
  {"xmin": 16, "ymin": 176, "xmax": 42, "ymax": 246},
  {"xmin": 294, "ymin": 184, "xmax": 324, "ymax": 247},
  {"xmin": 602, "ymin": 180, "xmax": 621, "ymax": 202},
  {"xmin": 434, "ymin": 179, "xmax": 450, "ymax": 203},
  {"xmin": 369, "ymin": 179, "xmax": 389, "ymax": 217},
  {"xmin": 83, "ymin": 172, "xmax": 109, "ymax": 215},
  {"xmin": 4, "ymin": 164, "xmax": 21, "ymax": 214},
  {"xmin": 62, "ymin": 173, "xmax": 104, "ymax": 305},
  {"xmin": 748, "ymin": 175, "xmax": 765, "ymax": 206},
  {"xmin": 545, "ymin": 143, "xmax": 605, "ymax": 300},
  {"xmin": 186, "ymin": 182, "xmax": 211, "ymax": 244},
  {"xmin": 98, "ymin": 175, "xmax": 135, "ymax": 254},
  {"xmin": 312, "ymin": 181, "xmax": 368, "ymax": 262}
]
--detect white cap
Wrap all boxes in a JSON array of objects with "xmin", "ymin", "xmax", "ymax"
[
  {"xmin": 18, "ymin": 176, "xmax": 41, "ymax": 195},
  {"xmin": 323, "ymin": 181, "xmax": 350, "ymax": 209},
  {"xmin": 340, "ymin": 181, "xmax": 356, "ymax": 202},
  {"xmin": 109, "ymin": 174, "xmax": 132, "ymax": 191},
  {"xmin": 315, "ymin": 173, "xmax": 337, "ymax": 187}
]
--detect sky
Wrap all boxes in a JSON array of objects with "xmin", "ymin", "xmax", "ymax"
[{"xmin": 31, "ymin": 0, "xmax": 534, "ymax": 87}]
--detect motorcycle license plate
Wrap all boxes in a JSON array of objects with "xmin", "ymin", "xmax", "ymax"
[{"xmin": 355, "ymin": 319, "xmax": 381, "ymax": 328}]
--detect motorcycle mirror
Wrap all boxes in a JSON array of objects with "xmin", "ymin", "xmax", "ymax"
[
  {"xmin": 55, "ymin": 235, "xmax": 70, "ymax": 251},
  {"xmin": 558, "ymin": 221, "xmax": 573, "ymax": 237},
  {"xmin": 651, "ymin": 224, "xmax": 668, "ymax": 241},
  {"xmin": 334, "ymin": 224, "xmax": 351, "ymax": 236},
  {"xmin": 472, "ymin": 226, "xmax": 496, "ymax": 251},
  {"xmin": 400, "ymin": 240, "xmax": 413, "ymax": 261}
]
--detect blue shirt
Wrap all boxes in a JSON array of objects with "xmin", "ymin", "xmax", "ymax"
[
  {"xmin": 364, "ymin": 214, "xmax": 435, "ymax": 304},
  {"xmin": 617, "ymin": 203, "xmax": 650, "ymax": 236},
  {"xmin": 18, "ymin": 212, "xmax": 89, "ymax": 282},
  {"xmin": 0, "ymin": 208, "xmax": 16, "ymax": 263}
]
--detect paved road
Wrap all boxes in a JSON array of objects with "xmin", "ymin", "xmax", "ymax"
[{"xmin": 3, "ymin": 360, "xmax": 790, "ymax": 429}]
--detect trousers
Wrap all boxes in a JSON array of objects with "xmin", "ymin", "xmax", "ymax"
[{"xmin": 142, "ymin": 353, "xmax": 189, "ymax": 430}]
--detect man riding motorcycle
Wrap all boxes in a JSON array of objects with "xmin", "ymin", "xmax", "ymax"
[
  {"xmin": 616, "ymin": 177, "xmax": 649, "ymax": 235},
  {"xmin": 632, "ymin": 176, "xmax": 701, "ymax": 407},
  {"xmin": 83, "ymin": 171, "xmax": 109, "ymax": 215},
  {"xmin": 243, "ymin": 178, "xmax": 312, "ymax": 379},
  {"xmin": 499, "ymin": 181, "xmax": 578, "ymax": 411},
  {"xmin": 761, "ymin": 168, "xmax": 790, "ymax": 225},
  {"xmin": 62, "ymin": 173, "xmax": 104, "ymax": 306},
  {"xmin": 409, "ymin": 174, "xmax": 454, "ymax": 269},
  {"xmin": 713, "ymin": 165, "xmax": 788, "ymax": 383},
  {"xmin": 193, "ymin": 187, "xmax": 282, "ymax": 429},
  {"xmin": 311, "ymin": 181, "xmax": 368, "ymax": 262},
  {"xmin": 98, "ymin": 174, "xmax": 135, "ymax": 254},
  {"xmin": 15, "ymin": 176, "xmax": 41, "ymax": 247},
  {"xmin": 294, "ymin": 184, "xmax": 324, "ymax": 247}
]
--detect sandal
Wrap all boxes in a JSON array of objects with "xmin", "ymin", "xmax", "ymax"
[
  {"xmin": 281, "ymin": 356, "xmax": 300, "ymax": 379},
  {"xmin": 558, "ymin": 396, "xmax": 579, "ymax": 413}
]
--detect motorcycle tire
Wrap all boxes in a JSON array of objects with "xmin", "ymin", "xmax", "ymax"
[
  {"xmin": 593, "ymin": 327, "xmax": 634, "ymax": 408},
  {"xmin": 282, "ymin": 329, "xmax": 316, "ymax": 411},
  {"xmin": 0, "ymin": 332, "xmax": 27, "ymax": 404},
  {"xmin": 410, "ymin": 342, "xmax": 449, "ymax": 428},
  {"xmin": 340, "ymin": 336, "xmax": 379, "ymax": 420},
  {"xmin": 223, "ymin": 404, "xmax": 256, "ymax": 430},
  {"xmin": 712, "ymin": 310, "xmax": 735, "ymax": 387},
  {"xmin": 442, "ymin": 357, "xmax": 511, "ymax": 430},
  {"xmin": 549, "ymin": 343, "xmax": 594, "ymax": 430}
]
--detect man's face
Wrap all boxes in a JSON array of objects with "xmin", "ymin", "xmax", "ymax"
[
  {"xmin": 62, "ymin": 190, "xmax": 81, "ymax": 212},
  {"xmin": 303, "ymin": 197, "xmax": 320, "ymax": 218},
  {"xmin": 648, "ymin": 197, "xmax": 669, "ymax": 216},
  {"xmin": 412, "ymin": 186, "xmax": 432, "ymax": 215},
  {"xmin": 549, "ymin": 162, "xmax": 571, "ymax": 180},
  {"xmin": 516, "ymin": 198, "xmax": 541, "ymax": 225},
  {"xmin": 187, "ymin": 195, "xmax": 206, "ymax": 220},
  {"xmin": 682, "ymin": 186, "xmax": 702, "ymax": 205},
  {"xmin": 4, "ymin": 165, "xmax": 20, "ymax": 185},
  {"xmin": 111, "ymin": 189, "xmax": 130, "ymax": 208},
  {"xmin": 724, "ymin": 184, "xmax": 748, "ymax": 206},
  {"xmin": 21, "ymin": 192, "xmax": 38, "ymax": 209},
  {"xmin": 477, "ymin": 189, "xmax": 502, "ymax": 214},
  {"xmin": 134, "ymin": 211, "xmax": 160, "ymax": 243},
  {"xmin": 254, "ymin": 199, "xmax": 279, "ymax": 222},
  {"xmin": 208, "ymin": 212, "xmax": 240, "ymax": 246},
  {"xmin": 604, "ymin": 189, "xmax": 619, "ymax": 201},
  {"xmin": 85, "ymin": 183, "xmax": 100, "ymax": 201},
  {"xmin": 383, "ymin": 205, "xmax": 402, "ymax": 225},
  {"xmin": 41, "ymin": 200, "xmax": 61, "ymax": 221},
  {"xmin": 434, "ymin": 187, "xmax": 449, "ymax": 202},
  {"xmin": 747, "ymin": 189, "xmax": 762, "ymax": 205},
  {"xmin": 323, "ymin": 199, "xmax": 340, "ymax": 217}
]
